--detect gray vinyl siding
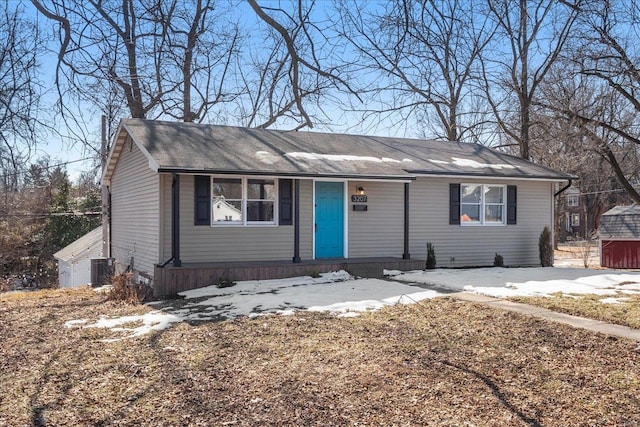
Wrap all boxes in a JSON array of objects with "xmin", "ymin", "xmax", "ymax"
[
  {"xmin": 158, "ymin": 174, "xmax": 551, "ymax": 266},
  {"xmin": 174, "ymin": 175, "xmax": 300, "ymax": 263},
  {"xmin": 409, "ymin": 177, "xmax": 552, "ymax": 267},
  {"xmin": 159, "ymin": 173, "xmax": 172, "ymax": 262},
  {"xmin": 110, "ymin": 140, "xmax": 160, "ymax": 277},
  {"xmin": 298, "ymin": 180, "xmax": 314, "ymax": 259},
  {"xmin": 348, "ymin": 181, "xmax": 405, "ymax": 258}
]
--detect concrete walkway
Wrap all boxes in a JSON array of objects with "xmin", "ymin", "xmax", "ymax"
[{"xmin": 450, "ymin": 292, "xmax": 640, "ymax": 342}]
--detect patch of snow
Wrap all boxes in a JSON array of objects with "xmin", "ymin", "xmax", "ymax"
[
  {"xmin": 285, "ymin": 152, "xmax": 404, "ymax": 164},
  {"xmin": 66, "ymin": 266, "xmax": 640, "ymax": 341},
  {"xmin": 64, "ymin": 319, "xmax": 88, "ymax": 328},
  {"xmin": 600, "ymin": 297, "xmax": 631, "ymax": 304},
  {"xmin": 428, "ymin": 159, "xmax": 450, "ymax": 165},
  {"xmin": 66, "ymin": 311, "xmax": 182, "ymax": 342},
  {"xmin": 255, "ymin": 151, "xmax": 279, "ymax": 165},
  {"xmin": 393, "ymin": 267, "xmax": 640, "ymax": 299},
  {"xmin": 383, "ymin": 269, "xmax": 402, "ymax": 277},
  {"xmin": 308, "ymin": 289, "xmax": 441, "ymax": 317},
  {"xmin": 451, "ymin": 157, "xmax": 515, "ymax": 170},
  {"xmin": 402, "ymin": 158, "xmax": 414, "ymax": 163},
  {"xmin": 180, "ymin": 270, "xmax": 352, "ymax": 299}
]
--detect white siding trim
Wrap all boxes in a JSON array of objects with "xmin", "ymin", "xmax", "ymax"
[{"xmin": 343, "ymin": 181, "xmax": 349, "ymax": 259}]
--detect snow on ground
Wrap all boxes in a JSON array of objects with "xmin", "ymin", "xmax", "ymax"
[
  {"xmin": 65, "ymin": 259, "xmax": 640, "ymax": 341},
  {"xmin": 392, "ymin": 267, "xmax": 640, "ymax": 299},
  {"xmin": 65, "ymin": 271, "xmax": 442, "ymax": 341},
  {"xmin": 64, "ymin": 312, "xmax": 183, "ymax": 343},
  {"xmin": 173, "ymin": 272, "xmax": 441, "ymax": 321}
]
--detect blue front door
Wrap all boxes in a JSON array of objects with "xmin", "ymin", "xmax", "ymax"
[{"xmin": 315, "ymin": 181, "xmax": 344, "ymax": 258}]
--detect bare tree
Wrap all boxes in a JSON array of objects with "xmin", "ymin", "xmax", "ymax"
[
  {"xmin": 0, "ymin": 1, "xmax": 42, "ymax": 191},
  {"xmin": 533, "ymin": 67, "xmax": 632, "ymax": 237},
  {"xmin": 537, "ymin": 0, "xmax": 640, "ymax": 202},
  {"xmin": 482, "ymin": 0, "xmax": 581, "ymax": 159},
  {"xmin": 245, "ymin": 0, "xmax": 361, "ymax": 130},
  {"xmin": 336, "ymin": 0, "xmax": 495, "ymax": 142},
  {"xmin": 31, "ymin": 0, "xmax": 240, "ymax": 126}
]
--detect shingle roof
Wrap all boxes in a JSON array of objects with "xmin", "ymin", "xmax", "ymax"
[
  {"xmin": 104, "ymin": 119, "xmax": 575, "ymax": 183},
  {"xmin": 53, "ymin": 227, "xmax": 103, "ymax": 262},
  {"xmin": 599, "ymin": 205, "xmax": 640, "ymax": 239}
]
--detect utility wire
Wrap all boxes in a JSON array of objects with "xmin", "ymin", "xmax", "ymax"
[{"xmin": 0, "ymin": 157, "xmax": 97, "ymax": 181}]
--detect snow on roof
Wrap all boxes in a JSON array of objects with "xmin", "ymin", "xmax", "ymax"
[
  {"xmin": 53, "ymin": 227, "xmax": 103, "ymax": 262},
  {"xmin": 103, "ymin": 119, "xmax": 575, "ymax": 183}
]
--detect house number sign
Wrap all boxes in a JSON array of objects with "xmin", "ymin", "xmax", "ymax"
[{"xmin": 351, "ymin": 195, "xmax": 368, "ymax": 203}]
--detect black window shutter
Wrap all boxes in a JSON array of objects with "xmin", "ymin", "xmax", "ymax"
[
  {"xmin": 194, "ymin": 175, "xmax": 211, "ymax": 225},
  {"xmin": 279, "ymin": 179, "xmax": 293, "ymax": 225},
  {"xmin": 449, "ymin": 183, "xmax": 461, "ymax": 225},
  {"xmin": 507, "ymin": 185, "xmax": 517, "ymax": 225}
]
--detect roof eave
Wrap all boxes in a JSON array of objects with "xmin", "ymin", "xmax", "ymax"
[
  {"xmin": 102, "ymin": 119, "xmax": 160, "ymax": 186},
  {"xmin": 408, "ymin": 170, "xmax": 576, "ymax": 181},
  {"xmin": 156, "ymin": 167, "xmax": 416, "ymax": 181}
]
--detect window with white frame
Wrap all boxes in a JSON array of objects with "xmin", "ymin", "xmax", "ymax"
[
  {"xmin": 211, "ymin": 177, "xmax": 276, "ymax": 225},
  {"xmin": 570, "ymin": 213, "xmax": 580, "ymax": 227},
  {"xmin": 460, "ymin": 184, "xmax": 506, "ymax": 225},
  {"xmin": 567, "ymin": 194, "xmax": 579, "ymax": 207}
]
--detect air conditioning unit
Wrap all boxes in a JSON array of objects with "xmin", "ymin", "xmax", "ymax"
[{"xmin": 90, "ymin": 257, "xmax": 115, "ymax": 287}]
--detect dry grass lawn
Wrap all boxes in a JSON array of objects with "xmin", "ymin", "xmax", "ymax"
[
  {"xmin": 1, "ymin": 287, "xmax": 640, "ymax": 426},
  {"xmin": 511, "ymin": 293, "xmax": 640, "ymax": 330}
]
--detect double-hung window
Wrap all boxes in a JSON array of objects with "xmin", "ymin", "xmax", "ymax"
[
  {"xmin": 211, "ymin": 177, "xmax": 276, "ymax": 225},
  {"xmin": 460, "ymin": 184, "xmax": 506, "ymax": 225},
  {"xmin": 246, "ymin": 179, "xmax": 275, "ymax": 222},
  {"xmin": 570, "ymin": 213, "xmax": 580, "ymax": 227}
]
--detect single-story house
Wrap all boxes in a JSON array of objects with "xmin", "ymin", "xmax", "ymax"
[
  {"xmin": 600, "ymin": 205, "xmax": 640, "ymax": 269},
  {"xmin": 102, "ymin": 119, "xmax": 574, "ymax": 296},
  {"xmin": 53, "ymin": 227, "xmax": 103, "ymax": 288}
]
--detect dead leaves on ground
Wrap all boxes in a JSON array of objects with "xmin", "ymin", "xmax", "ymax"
[{"xmin": 1, "ymin": 288, "xmax": 639, "ymax": 426}]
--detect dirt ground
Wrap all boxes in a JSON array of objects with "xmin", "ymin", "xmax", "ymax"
[{"xmin": 1, "ymin": 288, "xmax": 639, "ymax": 426}]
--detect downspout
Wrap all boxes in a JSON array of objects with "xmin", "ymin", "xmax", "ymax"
[
  {"xmin": 553, "ymin": 179, "xmax": 572, "ymax": 253},
  {"xmin": 403, "ymin": 182, "xmax": 410, "ymax": 259},
  {"xmin": 108, "ymin": 189, "xmax": 112, "ymax": 258},
  {"xmin": 172, "ymin": 173, "xmax": 182, "ymax": 267},
  {"xmin": 554, "ymin": 179, "xmax": 572, "ymax": 197}
]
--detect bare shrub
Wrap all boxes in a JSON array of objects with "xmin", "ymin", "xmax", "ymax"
[
  {"xmin": 108, "ymin": 273, "xmax": 153, "ymax": 304},
  {"xmin": 577, "ymin": 232, "xmax": 598, "ymax": 268}
]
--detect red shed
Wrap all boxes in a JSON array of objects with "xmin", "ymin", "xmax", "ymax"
[{"xmin": 600, "ymin": 205, "xmax": 640, "ymax": 269}]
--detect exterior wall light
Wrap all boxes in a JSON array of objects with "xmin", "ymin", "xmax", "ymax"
[{"xmin": 356, "ymin": 186, "xmax": 365, "ymax": 195}]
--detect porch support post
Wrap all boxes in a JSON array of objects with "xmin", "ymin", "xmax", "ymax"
[
  {"xmin": 403, "ymin": 182, "xmax": 410, "ymax": 259},
  {"xmin": 172, "ymin": 173, "xmax": 182, "ymax": 267},
  {"xmin": 293, "ymin": 179, "xmax": 301, "ymax": 263}
]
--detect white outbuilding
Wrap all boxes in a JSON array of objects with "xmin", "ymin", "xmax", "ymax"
[{"xmin": 54, "ymin": 227, "xmax": 103, "ymax": 288}]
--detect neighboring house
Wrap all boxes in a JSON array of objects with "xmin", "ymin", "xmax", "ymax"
[
  {"xmin": 53, "ymin": 227, "xmax": 103, "ymax": 288},
  {"xmin": 102, "ymin": 119, "xmax": 574, "ymax": 296},
  {"xmin": 557, "ymin": 186, "xmax": 585, "ymax": 241},
  {"xmin": 599, "ymin": 205, "xmax": 640, "ymax": 269}
]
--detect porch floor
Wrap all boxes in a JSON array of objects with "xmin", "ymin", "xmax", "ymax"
[{"xmin": 153, "ymin": 257, "xmax": 425, "ymax": 297}]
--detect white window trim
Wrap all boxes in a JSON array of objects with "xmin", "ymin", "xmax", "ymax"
[
  {"xmin": 211, "ymin": 175, "xmax": 278, "ymax": 227},
  {"xmin": 460, "ymin": 184, "xmax": 506, "ymax": 227},
  {"xmin": 567, "ymin": 195, "xmax": 579, "ymax": 207},
  {"xmin": 570, "ymin": 213, "xmax": 580, "ymax": 227}
]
